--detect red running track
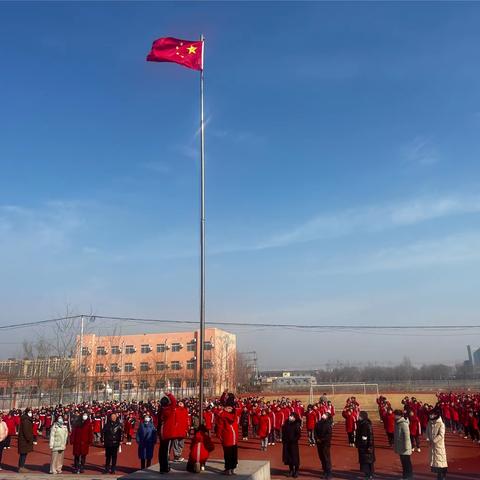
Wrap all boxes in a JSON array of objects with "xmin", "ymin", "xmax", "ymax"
[{"xmin": 0, "ymin": 422, "xmax": 478, "ymax": 479}]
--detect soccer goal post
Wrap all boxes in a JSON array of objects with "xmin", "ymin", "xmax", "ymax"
[{"xmin": 308, "ymin": 383, "xmax": 379, "ymax": 404}]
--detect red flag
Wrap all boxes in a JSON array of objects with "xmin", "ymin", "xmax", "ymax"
[{"xmin": 146, "ymin": 37, "xmax": 203, "ymax": 71}]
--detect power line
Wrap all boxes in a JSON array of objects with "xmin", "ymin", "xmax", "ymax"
[
  {"xmin": 0, "ymin": 315, "xmax": 82, "ymax": 331},
  {"xmin": 1, "ymin": 313, "xmax": 480, "ymax": 333}
]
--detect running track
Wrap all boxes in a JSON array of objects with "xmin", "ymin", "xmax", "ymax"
[{"xmin": 0, "ymin": 422, "xmax": 478, "ymax": 479}]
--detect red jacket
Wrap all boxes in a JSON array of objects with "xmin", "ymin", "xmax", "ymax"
[
  {"xmin": 343, "ymin": 412, "xmax": 355, "ymax": 433},
  {"xmin": 71, "ymin": 420, "xmax": 93, "ymax": 456},
  {"xmin": 258, "ymin": 414, "xmax": 271, "ymax": 439},
  {"xmin": 4, "ymin": 416, "xmax": 16, "ymax": 436},
  {"xmin": 189, "ymin": 430, "xmax": 214, "ymax": 464},
  {"xmin": 218, "ymin": 410, "xmax": 238, "ymax": 447},
  {"xmin": 176, "ymin": 406, "xmax": 190, "ymax": 438},
  {"xmin": 275, "ymin": 410, "xmax": 285, "ymax": 429},
  {"xmin": 203, "ymin": 411, "xmax": 214, "ymax": 431},
  {"xmin": 306, "ymin": 410, "xmax": 317, "ymax": 430},
  {"xmin": 408, "ymin": 415, "xmax": 421, "ymax": 437},
  {"xmin": 158, "ymin": 394, "xmax": 186, "ymax": 440},
  {"xmin": 384, "ymin": 413, "xmax": 395, "ymax": 434}
]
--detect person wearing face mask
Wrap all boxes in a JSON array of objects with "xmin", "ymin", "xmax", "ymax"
[
  {"xmin": 49, "ymin": 415, "xmax": 69, "ymax": 474},
  {"xmin": 282, "ymin": 413, "xmax": 301, "ymax": 478},
  {"xmin": 71, "ymin": 412, "xmax": 93, "ymax": 474},
  {"xmin": 426, "ymin": 408, "xmax": 448, "ymax": 480},
  {"xmin": 393, "ymin": 410, "xmax": 413, "ymax": 480},
  {"xmin": 314, "ymin": 412, "xmax": 333, "ymax": 480},
  {"xmin": 136, "ymin": 413, "xmax": 157, "ymax": 469},
  {"xmin": 17, "ymin": 408, "xmax": 34, "ymax": 473}
]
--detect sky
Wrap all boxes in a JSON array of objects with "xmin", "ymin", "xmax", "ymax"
[{"xmin": 1, "ymin": 1, "xmax": 480, "ymax": 369}]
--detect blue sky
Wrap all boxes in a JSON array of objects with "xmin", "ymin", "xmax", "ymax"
[{"xmin": 1, "ymin": 2, "xmax": 480, "ymax": 368}]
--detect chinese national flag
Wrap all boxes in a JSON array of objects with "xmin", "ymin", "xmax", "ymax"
[{"xmin": 146, "ymin": 37, "xmax": 203, "ymax": 71}]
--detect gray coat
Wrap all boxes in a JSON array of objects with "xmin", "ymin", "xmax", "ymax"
[{"xmin": 394, "ymin": 417, "xmax": 412, "ymax": 456}]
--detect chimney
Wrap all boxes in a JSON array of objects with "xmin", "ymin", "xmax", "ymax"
[{"xmin": 467, "ymin": 345, "xmax": 473, "ymax": 366}]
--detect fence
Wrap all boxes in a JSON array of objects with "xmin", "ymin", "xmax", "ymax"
[{"xmin": 0, "ymin": 386, "xmax": 217, "ymax": 411}]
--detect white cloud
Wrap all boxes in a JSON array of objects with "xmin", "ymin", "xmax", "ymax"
[
  {"xmin": 258, "ymin": 195, "xmax": 480, "ymax": 249},
  {"xmin": 318, "ymin": 231, "xmax": 480, "ymax": 275},
  {"xmin": 402, "ymin": 136, "xmax": 439, "ymax": 166}
]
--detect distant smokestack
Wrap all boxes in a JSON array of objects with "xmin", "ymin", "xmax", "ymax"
[{"xmin": 467, "ymin": 345, "xmax": 473, "ymax": 365}]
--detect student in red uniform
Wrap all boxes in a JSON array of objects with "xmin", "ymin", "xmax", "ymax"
[
  {"xmin": 157, "ymin": 393, "xmax": 183, "ymax": 474},
  {"xmin": 92, "ymin": 414, "xmax": 102, "ymax": 445},
  {"xmin": 3, "ymin": 412, "xmax": 15, "ymax": 450},
  {"xmin": 171, "ymin": 400, "xmax": 189, "ymax": 461},
  {"xmin": 124, "ymin": 412, "xmax": 136, "ymax": 446},
  {"xmin": 384, "ymin": 408, "xmax": 395, "ymax": 447},
  {"xmin": 186, "ymin": 425, "xmax": 215, "ymax": 473},
  {"xmin": 32, "ymin": 414, "xmax": 40, "ymax": 445},
  {"xmin": 71, "ymin": 412, "xmax": 93, "ymax": 474},
  {"xmin": 275, "ymin": 406, "xmax": 285, "ymax": 443},
  {"xmin": 408, "ymin": 410, "xmax": 421, "ymax": 452},
  {"xmin": 468, "ymin": 411, "xmax": 479, "ymax": 442},
  {"xmin": 258, "ymin": 409, "xmax": 271, "ymax": 451},
  {"xmin": 306, "ymin": 405, "xmax": 317, "ymax": 446},
  {"xmin": 343, "ymin": 408, "xmax": 356, "ymax": 446},
  {"xmin": 203, "ymin": 406, "xmax": 214, "ymax": 435},
  {"xmin": 268, "ymin": 408, "xmax": 276, "ymax": 446},
  {"xmin": 218, "ymin": 394, "xmax": 239, "ymax": 476}
]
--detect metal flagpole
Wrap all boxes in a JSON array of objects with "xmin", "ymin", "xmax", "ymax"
[{"xmin": 198, "ymin": 34, "xmax": 206, "ymax": 424}]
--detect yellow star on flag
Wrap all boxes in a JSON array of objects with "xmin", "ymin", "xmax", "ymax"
[{"xmin": 187, "ymin": 45, "xmax": 197, "ymax": 54}]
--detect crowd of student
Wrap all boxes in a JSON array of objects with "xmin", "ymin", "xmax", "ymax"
[{"xmin": 0, "ymin": 391, "xmax": 478, "ymax": 479}]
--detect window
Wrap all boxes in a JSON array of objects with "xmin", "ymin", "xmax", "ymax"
[
  {"xmin": 139, "ymin": 380, "xmax": 150, "ymax": 389},
  {"xmin": 96, "ymin": 346, "xmax": 107, "ymax": 355},
  {"xmin": 113, "ymin": 381, "xmax": 120, "ymax": 391},
  {"xmin": 204, "ymin": 341, "xmax": 213, "ymax": 351},
  {"xmin": 203, "ymin": 379, "xmax": 210, "ymax": 387},
  {"xmin": 125, "ymin": 345, "xmax": 136, "ymax": 354},
  {"xmin": 140, "ymin": 362, "xmax": 150, "ymax": 372},
  {"xmin": 111, "ymin": 346, "xmax": 121, "ymax": 355},
  {"xmin": 187, "ymin": 360, "xmax": 196, "ymax": 370},
  {"xmin": 187, "ymin": 380, "xmax": 196, "ymax": 388},
  {"xmin": 204, "ymin": 360, "xmax": 213, "ymax": 369},
  {"xmin": 95, "ymin": 364, "xmax": 106, "ymax": 373},
  {"xmin": 124, "ymin": 363, "xmax": 134, "ymax": 373},
  {"xmin": 95, "ymin": 382, "xmax": 105, "ymax": 390},
  {"xmin": 141, "ymin": 344, "xmax": 151, "ymax": 354},
  {"xmin": 156, "ymin": 362, "xmax": 166, "ymax": 371},
  {"xmin": 110, "ymin": 363, "xmax": 120, "ymax": 373},
  {"xmin": 171, "ymin": 343, "xmax": 181, "ymax": 352},
  {"xmin": 156, "ymin": 380, "xmax": 166, "ymax": 390},
  {"xmin": 124, "ymin": 381, "xmax": 134, "ymax": 390},
  {"xmin": 172, "ymin": 379, "xmax": 182, "ymax": 388},
  {"xmin": 187, "ymin": 340, "xmax": 196, "ymax": 352},
  {"xmin": 80, "ymin": 365, "xmax": 89, "ymax": 374},
  {"xmin": 156, "ymin": 344, "xmax": 166, "ymax": 353},
  {"xmin": 81, "ymin": 347, "xmax": 90, "ymax": 356},
  {"xmin": 171, "ymin": 361, "xmax": 181, "ymax": 371}
]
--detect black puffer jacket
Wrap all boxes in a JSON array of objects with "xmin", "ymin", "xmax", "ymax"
[
  {"xmin": 102, "ymin": 420, "xmax": 123, "ymax": 448},
  {"xmin": 314, "ymin": 417, "xmax": 333, "ymax": 444},
  {"xmin": 355, "ymin": 418, "xmax": 375, "ymax": 465}
]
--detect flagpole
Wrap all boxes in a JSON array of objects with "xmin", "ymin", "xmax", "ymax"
[{"xmin": 198, "ymin": 33, "xmax": 206, "ymax": 424}]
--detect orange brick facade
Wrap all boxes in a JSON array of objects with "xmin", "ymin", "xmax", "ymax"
[{"xmin": 76, "ymin": 327, "xmax": 236, "ymax": 398}]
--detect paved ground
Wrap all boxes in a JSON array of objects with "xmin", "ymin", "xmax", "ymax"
[{"xmin": 0, "ymin": 421, "xmax": 479, "ymax": 479}]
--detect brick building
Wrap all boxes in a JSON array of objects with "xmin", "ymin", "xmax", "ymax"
[{"xmin": 77, "ymin": 327, "xmax": 236, "ymax": 399}]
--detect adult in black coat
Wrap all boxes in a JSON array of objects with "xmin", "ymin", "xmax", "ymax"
[
  {"xmin": 17, "ymin": 409, "xmax": 34, "ymax": 473},
  {"xmin": 355, "ymin": 411, "xmax": 375, "ymax": 480},
  {"xmin": 314, "ymin": 413, "xmax": 333, "ymax": 479},
  {"xmin": 102, "ymin": 413, "xmax": 123, "ymax": 474},
  {"xmin": 282, "ymin": 414, "xmax": 301, "ymax": 478}
]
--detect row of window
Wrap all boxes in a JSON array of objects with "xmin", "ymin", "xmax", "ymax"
[
  {"xmin": 82, "ymin": 341, "xmax": 214, "ymax": 356},
  {"xmin": 83, "ymin": 360, "xmax": 214, "ymax": 374},
  {"xmin": 92, "ymin": 379, "xmax": 211, "ymax": 390}
]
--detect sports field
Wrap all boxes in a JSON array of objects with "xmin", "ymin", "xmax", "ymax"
[{"xmin": 0, "ymin": 393, "xmax": 478, "ymax": 480}]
